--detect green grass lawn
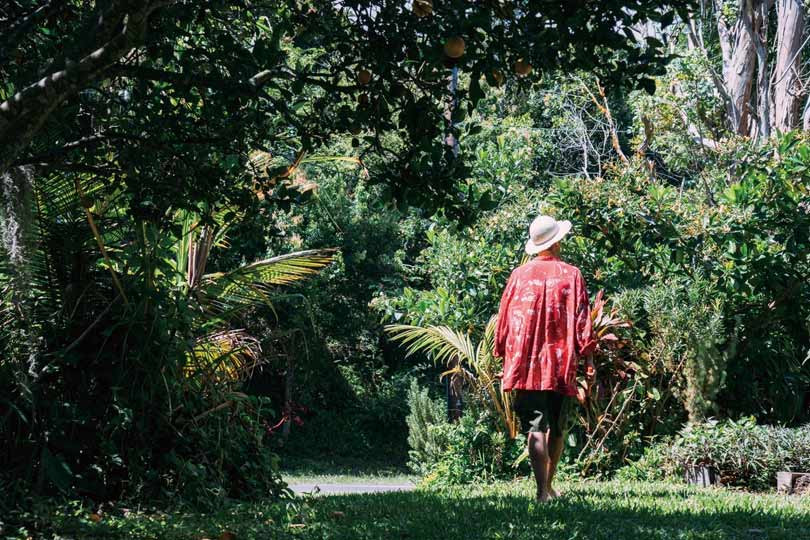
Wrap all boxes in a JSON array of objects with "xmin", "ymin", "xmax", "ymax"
[{"xmin": 6, "ymin": 480, "xmax": 809, "ymax": 540}]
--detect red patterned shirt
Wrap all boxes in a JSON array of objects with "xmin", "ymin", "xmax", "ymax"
[{"xmin": 494, "ymin": 254, "xmax": 595, "ymax": 396}]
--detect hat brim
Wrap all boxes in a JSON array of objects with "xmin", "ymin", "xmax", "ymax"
[{"xmin": 524, "ymin": 220, "xmax": 572, "ymax": 255}]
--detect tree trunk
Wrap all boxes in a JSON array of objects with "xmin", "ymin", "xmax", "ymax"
[
  {"xmin": 772, "ymin": 0, "xmax": 806, "ymax": 133},
  {"xmin": 717, "ymin": 0, "xmax": 758, "ymax": 136},
  {"xmin": 752, "ymin": 0, "xmax": 773, "ymax": 139},
  {"xmin": 803, "ymin": 96, "xmax": 810, "ymax": 130},
  {"xmin": 446, "ymin": 356, "xmax": 463, "ymax": 422},
  {"xmin": 0, "ymin": 166, "xmax": 42, "ymax": 379}
]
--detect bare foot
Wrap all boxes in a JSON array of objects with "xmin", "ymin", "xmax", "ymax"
[
  {"xmin": 536, "ymin": 491, "xmax": 551, "ymax": 502},
  {"xmin": 547, "ymin": 487, "xmax": 561, "ymax": 499}
]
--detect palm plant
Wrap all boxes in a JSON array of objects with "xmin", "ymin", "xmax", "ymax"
[
  {"xmin": 385, "ymin": 315, "xmax": 519, "ymax": 439},
  {"xmin": 174, "ymin": 209, "xmax": 335, "ymax": 386},
  {"xmin": 0, "ymin": 165, "xmax": 335, "ymax": 497}
]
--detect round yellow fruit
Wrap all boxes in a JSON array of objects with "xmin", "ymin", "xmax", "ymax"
[
  {"xmin": 357, "ymin": 69, "xmax": 372, "ymax": 85},
  {"xmin": 412, "ymin": 0, "xmax": 433, "ymax": 17},
  {"xmin": 514, "ymin": 59, "xmax": 532, "ymax": 76},
  {"xmin": 444, "ymin": 36, "xmax": 465, "ymax": 59}
]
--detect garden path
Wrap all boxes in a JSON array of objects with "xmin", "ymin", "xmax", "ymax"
[{"xmin": 289, "ymin": 482, "xmax": 415, "ymax": 495}]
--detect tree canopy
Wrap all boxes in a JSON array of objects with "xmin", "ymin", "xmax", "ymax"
[{"xmin": 2, "ymin": 0, "xmax": 688, "ymax": 216}]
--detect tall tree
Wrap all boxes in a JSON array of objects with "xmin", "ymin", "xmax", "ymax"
[
  {"xmin": 773, "ymin": 0, "xmax": 806, "ymax": 132},
  {"xmin": 688, "ymin": 0, "xmax": 809, "ymax": 139},
  {"xmin": 1, "ymin": 1, "xmax": 688, "ymax": 215}
]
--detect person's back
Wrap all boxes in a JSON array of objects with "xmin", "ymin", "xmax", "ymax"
[
  {"xmin": 495, "ymin": 253, "xmax": 593, "ymax": 395},
  {"xmin": 494, "ymin": 215, "xmax": 594, "ymax": 502}
]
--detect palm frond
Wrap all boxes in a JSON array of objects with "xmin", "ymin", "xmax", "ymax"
[
  {"xmin": 384, "ymin": 324, "xmax": 476, "ymax": 365},
  {"xmin": 475, "ymin": 315, "xmax": 498, "ymax": 369},
  {"xmin": 186, "ymin": 329, "xmax": 262, "ymax": 385},
  {"xmin": 202, "ymin": 248, "xmax": 335, "ymax": 312}
]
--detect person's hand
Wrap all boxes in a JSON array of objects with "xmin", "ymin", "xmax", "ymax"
[{"xmin": 494, "ymin": 370, "xmax": 503, "ymax": 380}]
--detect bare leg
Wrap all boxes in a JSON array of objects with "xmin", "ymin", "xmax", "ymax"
[
  {"xmin": 546, "ymin": 431, "xmax": 565, "ymax": 498},
  {"xmin": 527, "ymin": 431, "xmax": 550, "ymax": 501}
]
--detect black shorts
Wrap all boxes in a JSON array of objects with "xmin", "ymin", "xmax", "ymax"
[{"xmin": 512, "ymin": 390, "xmax": 572, "ymax": 437}]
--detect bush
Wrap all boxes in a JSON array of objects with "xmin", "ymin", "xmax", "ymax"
[
  {"xmin": 279, "ymin": 368, "xmax": 413, "ymax": 469},
  {"xmin": 404, "ymin": 381, "xmax": 525, "ymax": 486},
  {"xmin": 620, "ymin": 418, "xmax": 810, "ymax": 490},
  {"xmin": 642, "ymin": 276, "xmax": 727, "ymax": 422},
  {"xmin": 405, "ymin": 380, "xmax": 451, "ymax": 475},
  {"xmin": 421, "ymin": 412, "xmax": 526, "ymax": 488}
]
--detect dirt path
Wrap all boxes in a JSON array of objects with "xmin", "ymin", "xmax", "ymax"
[{"xmin": 289, "ymin": 482, "xmax": 416, "ymax": 495}]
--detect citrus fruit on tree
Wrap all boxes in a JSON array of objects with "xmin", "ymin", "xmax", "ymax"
[
  {"xmin": 412, "ymin": 0, "xmax": 433, "ymax": 17},
  {"xmin": 444, "ymin": 36, "xmax": 465, "ymax": 58},
  {"xmin": 357, "ymin": 68, "xmax": 372, "ymax": 85},
  {"xmin": 514, "ymin": 59, "xmax": 532, "ymax": 76}
]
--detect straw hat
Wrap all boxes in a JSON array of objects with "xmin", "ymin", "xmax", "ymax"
[{"xmin": 524, "ymin": 215, "xmax": 572, "ymax": 255}]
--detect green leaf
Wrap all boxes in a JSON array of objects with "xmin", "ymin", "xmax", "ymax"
[
  {"xmin": 638, "ymin": 78, "xmax": 656, "ymax": 95},
  {"xmin": 469, "ymin": 72, "xmax": 484, "ymax": 106}
]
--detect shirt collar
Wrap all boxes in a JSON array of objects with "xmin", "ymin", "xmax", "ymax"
[{"xmin": 535, "ymin": 253, "xmax": 560, "ymax": 261}]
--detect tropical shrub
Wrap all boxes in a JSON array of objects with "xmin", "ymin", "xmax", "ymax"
[
  {"xmin": 643, "ymin": 277, "xmax": 727, "ymax": 421},
  {"xmin": 0, "ymin": 170, "xmax": 334, "ymax": 504},
  {"xmin": 386, "ymin": 316, "xmax": 519, "ymax": 440},
  {"xmin": 420, "ymin": 411, "xmax": 526, "ymax": 488},
  {"xmin": 394, "ymin": 323, "xmax": 525, "ymax": 484},
  {"xmin": 404, "ymin": 384, "xmax": 526, "ymax": 488},
  {"xmin": 621, "ymin": 418, "xmax": 810, "ymax": 491},
  {"xmin": 405, "ymin": 379, "xmax": 451, "ymax": 475}
]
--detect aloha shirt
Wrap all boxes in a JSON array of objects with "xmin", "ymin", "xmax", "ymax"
[{"xmin": 494, "ymin": 254, "xmax": 595, "ymax": 396}]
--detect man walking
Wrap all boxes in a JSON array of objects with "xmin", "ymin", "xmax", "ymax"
[{"xmin": 494, "ymin": 215, "xmax": 595, "ymax": 501}]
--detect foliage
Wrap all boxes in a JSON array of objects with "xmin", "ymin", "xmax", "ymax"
[
  {"xmin": 382, "ymin": 122, "xmax": 810, "ymax": 478},
  {"xmin": 386, "ymin": 316, "xmax": 518, "ymax": 439},
  {"xmin": 405, "ymin": 379, "xmax": 450, "ymax": 476},
  {"xmin": 552, "ymin": 135, "xmax": 810, "ymax": 424},
  {"xmin": 623, "ymin": 418, "xmax": 810, "ymax": 491},
  {"xmin": 403, "ymin": 373, "xmax": 523, "ymax": 485},
  {"xmin": 5, "ymin": 480, "xmax": 810, "ymax": 540},
  {"xmin": 1, "ymin": 0, "xmax": 688, "ymax": 218},
  {"xmin": 279, "ymin": 367, "xmax": 413, "ymax": 469},
  {"xmin": 643, "ymin": 277, "xmax": 727, "ymax": 422},
  {"xmin": 419, "ymin": 411, "xmax": 525, "ymax": 488},
  {"xmin": 572, "ymin": 290, "xmax": 647, "ymax": 472},
  {"xmin": 373, "ymin": 116, "xmax": 541, "ymax": 330},
  {"xmin": 0, "ymin": 169, "xmax": 334, "ymax": 503}
]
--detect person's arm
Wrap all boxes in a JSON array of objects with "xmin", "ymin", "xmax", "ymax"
[
  {"xmin": 574, "ymin": 270, "xmax": 596, "ymax": 359},
  {"xmin": 493, "ymin": 273, "xmax": 516, "ymax": 359}
]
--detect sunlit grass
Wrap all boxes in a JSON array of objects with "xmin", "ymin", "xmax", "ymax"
[{"xmin": 6, "ymin": 480, "xmax": 809, "ymax": 540}]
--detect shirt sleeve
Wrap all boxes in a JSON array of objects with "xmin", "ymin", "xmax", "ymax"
[
  {"xmin": 494, "ymin": 273, "xmax": 517, "ymax": 358},
  {"xmin": 574, "ymin": 270, "xmax": 596, "ymax": 357}
]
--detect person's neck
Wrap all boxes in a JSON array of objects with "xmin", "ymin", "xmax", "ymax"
[{"xmin": 537, "ymin": 250, "xmax": 559, "ymax": 259}]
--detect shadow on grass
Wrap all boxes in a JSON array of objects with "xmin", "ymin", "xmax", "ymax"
[
  {"xmin": 289, "ymin": 487, "xmax": 810, "ymax": 540},
  {"xmin": 10, "ymin": 482, "xmax": 808, "ymax": 540}
]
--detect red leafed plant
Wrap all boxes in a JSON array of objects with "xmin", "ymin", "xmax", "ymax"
[
  {"xmin": 577, "ymin": 290, "xmax": 633, "ymax": 401},
  {"xmin": 575, "ymin": 290, "xmax": 640, "ymax": 467}
]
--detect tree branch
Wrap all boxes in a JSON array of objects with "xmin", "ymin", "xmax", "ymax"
[
  {"xmin": 0, "ymin": 1, "xmax": 67, "ymax": 62},
  {"xmin": 580, "ymin": 78, "xmax": 628, "ymax": 163},
  {"xmin": 0, "ymin": 0, "xmax": 176, "ymax": 178}
]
